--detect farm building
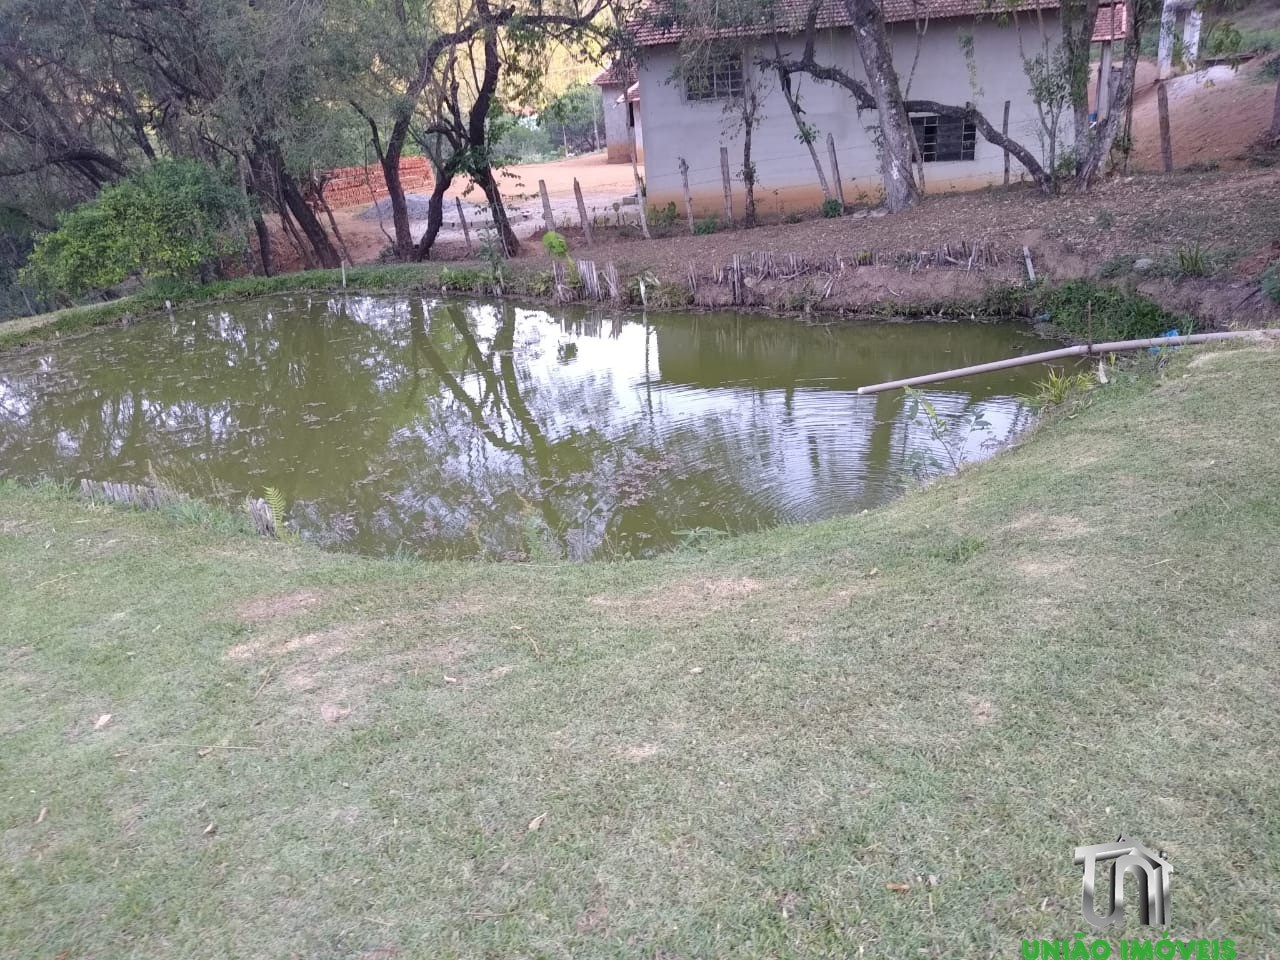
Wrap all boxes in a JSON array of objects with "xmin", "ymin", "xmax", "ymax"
[
  {"xmin": 593, "ymin": 62, "xmax": 644, "ymax": 164},
  {"xmin": 631, "ymin": 0, "xmax": 1075, "ymax": 215}
]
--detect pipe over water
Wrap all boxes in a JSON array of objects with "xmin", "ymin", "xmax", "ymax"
[{"xmin": 854, "ymin": 330, "xmax": 1277, "ymax": 395}]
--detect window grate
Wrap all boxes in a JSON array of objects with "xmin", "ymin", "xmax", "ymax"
[
  {"xmin": 909, "ymin": 114, "xmax": 977, "ymax": 162},
  {"xmin": 685, "ymin": 53, "xmax": 745, "ymax": 101}
]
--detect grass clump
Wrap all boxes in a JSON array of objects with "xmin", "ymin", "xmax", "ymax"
[{"xmin": 693, "ymin": 214, "xmax": 721, "ymax": 235}]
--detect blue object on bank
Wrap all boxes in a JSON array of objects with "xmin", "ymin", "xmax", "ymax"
[{"xmin": 1149, "ymin": 329, "xmax": 1182, "ymax": 354}]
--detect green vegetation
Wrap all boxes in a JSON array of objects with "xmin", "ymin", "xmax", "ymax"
[
  {"xmin": 3, "ymin": 343, "xmax": 1279, "ymax": 955},
  {"xmin": 1262, "ymin": 262, "xmax": 1280, "ymax": 303},
  {"xmin": 20, "ymin": 160, "xmax": 247, "ymax": 300},
  {"xmin": 693, "ymin": 214, "xmax": 721, "ymax": 235},
  {"xmin": 1031, "ymin": 366, "xmax": 1099, "ymax": 408},
  {"xmin": 541, "ymin": 230, "xmax": 569, "ymax": 259},
  {"xmin": 820, "ymin": 198, "xmax": 844, "ymax": 218}
]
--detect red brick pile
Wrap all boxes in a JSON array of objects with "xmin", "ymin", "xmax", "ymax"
[{"xmin": 313, "ymin": 157, "xmax": 434, "ymax": 209}]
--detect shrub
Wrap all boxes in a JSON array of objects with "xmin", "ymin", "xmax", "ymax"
[
  {"xmin": 1041, "ymin": 280, "xmax": 1182, "ymax": 341},
  {"xmin": 820, "ymin": 198, "xmax": 843, "ymax": 218},
  {"xmin": 782, "ymin": 211, "xmax": 803, "ymax": 225},
  {"xmin": 649, "ymin": 201, "xmax": 680, "ymax": 228},
  {"xmin": 693, "ymin": 214, "xmax": 720, "ymax": 235},
  {"xmin": 21, "ymin": 159, "xmax": 247, "ymax": 298},
  {"xmin": 1262, "ymin": 263, "xmax": 1280, "ymax": 304},
  {"xmin": 542, "ymin": 230, "xmax": 569, "ymax": 260}
]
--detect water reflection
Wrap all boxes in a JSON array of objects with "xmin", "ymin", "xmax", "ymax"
[{"xmin": 0, "ymin": 295, "xmax": 1047, "ymax": 559}]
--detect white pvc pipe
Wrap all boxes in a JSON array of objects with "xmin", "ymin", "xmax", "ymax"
[{"xmin": 854, "ymin": 330, "xmax": 1274, "ymax": 395}]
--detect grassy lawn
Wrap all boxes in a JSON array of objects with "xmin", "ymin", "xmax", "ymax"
[{"xmin": 2, "ymin": 344, "xmax": 1279, "ymax": 959}]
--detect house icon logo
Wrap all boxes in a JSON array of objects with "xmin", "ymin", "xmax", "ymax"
[{"xmin": 1073, "ymin": 837, "xmax": 1172, "ymax": 930}]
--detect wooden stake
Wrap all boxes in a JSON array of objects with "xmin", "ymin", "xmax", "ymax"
[
  {"xmin": 538, "ymin": 179, "xmax": 555, "ymax": 233},
  {"xmin": 827, "ymin": 133, "xmax": 846, "ymax": 208},
  {"xmin": 573, "ymin": 178, "xmax": 593, "ymax": 247},
  {"xmin": 1002, "ymin": 100, "xmax": 1012, "ymax": 187},
  {"xmin": 719, "ymin": 146, "xmax": 734, "ymax": 226},
  {"xmin": 454, "ymin": 197, "xmax": 473, "ymax": 257},
  {"xmin": 1157, "ymin": 81, "xmax": 1174, "ymax": 173},
  {"xmin": 679, "ymin": 157, "xmax": 695, "ymax": 235}
]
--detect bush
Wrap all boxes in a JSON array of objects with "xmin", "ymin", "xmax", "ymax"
[
  {"xmin": 1262, "ymin": 263, "xmax": 1280, "ymax": 304},
  {"xmin": 649, "ymin": 201, "xmax": 680, "ymax": 228},
  {"xmin": 1041, "ymin": 280, "xmax": 1182, "ymax": 341},
  {"xmin": 542, "ymin": 230, "xmax": 569, "ymax": 260},
  {"xmin": 820, "ymin": 198, "xmax": 843, "ymax": 218},
  {"xmin": 693, "ymin": 214, "xmax": 720, "ymax": 235},
  {"xmin": 21, "ymin": 160, "xmax": 247, "ymax": 299}
]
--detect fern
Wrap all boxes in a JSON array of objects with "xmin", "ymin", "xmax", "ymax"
[{"xmin": 263, "ymin": 486, "xmax": 288, "ymax": 533}]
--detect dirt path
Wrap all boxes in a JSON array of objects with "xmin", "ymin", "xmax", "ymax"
[{"xmin": 319, "ymin": 152, "xmax": 641, "ymax": 266}]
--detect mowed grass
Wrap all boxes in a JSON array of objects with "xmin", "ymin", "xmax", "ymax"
[{"xmin": 2, "ymin": 345, "xmax": 1279, "ymax": 959}]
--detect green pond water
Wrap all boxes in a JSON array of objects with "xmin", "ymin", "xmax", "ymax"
[{"xmin": 0, "ymin": 295, "xmax": 1056, "ymax": 559}]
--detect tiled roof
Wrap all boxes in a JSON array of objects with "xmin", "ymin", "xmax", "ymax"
[
  {"xmin": 592, "ymin": 61, "xmax": 639, "ymax": 86},
  {"xmin": 1092, "ymin": 1, "xmax": 1127, "ymax": 42},
  {"xmin": 630, "ymin": 0, "xmax": 1060, "ymax": 47}
]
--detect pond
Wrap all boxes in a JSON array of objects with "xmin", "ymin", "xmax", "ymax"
[{"xmin": 0, "ymin": 295, "xmax": 1055, "ymax": 559}]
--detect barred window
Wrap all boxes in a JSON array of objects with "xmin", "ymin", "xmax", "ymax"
[
  {"xmin": 909, "ymin": 114, "xmax": 977, "ymax": 162},
  {"xmin": 684, "ymin": 53, "xmax": 745, "ymax": 101}
]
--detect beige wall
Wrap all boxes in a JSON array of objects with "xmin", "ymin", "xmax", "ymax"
[{"xmin": 637, "ymin": 15, "xmax": 1069, "ymax": 216}]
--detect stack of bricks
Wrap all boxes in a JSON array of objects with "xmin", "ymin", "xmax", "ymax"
[{"xmin": 313, "ymin": 157, "xmax": 434, "ymax": 209}]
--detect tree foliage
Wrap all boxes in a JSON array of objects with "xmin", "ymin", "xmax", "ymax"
[{"xmin": 21, "ymin": 160, "xmax": 247, "ymax": 298}]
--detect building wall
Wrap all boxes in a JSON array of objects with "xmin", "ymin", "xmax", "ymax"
[
  {"xmin": 636, "ymin": 15, "xmax": 1068, "ymax": 215},
  {"xmin": 600, "ymin": 83, "xmax": 634, "ymax": 163}
]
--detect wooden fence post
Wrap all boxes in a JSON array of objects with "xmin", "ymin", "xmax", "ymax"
[
  {"xmin": 679, "ymin": 157, "xmax": 695, "ymax": 234},
  {"xmin": 719, "ymin": 146, "xmax": 734, "ymax": 226},
  {"xmin": 1157, "ymin": 82, "xmax": 1174, "ymax": 173},
  {"xmin": 827, "ymin": 133, "xmax": 846, "ymax": 208},
  {"xmin": 573, "ymin": 178, "xmax": 594, "ymax": 247},
  {"xmin": 454, "ymin": 197, "xmax": 473, "ymax": 257},
  {"xmin": 538, "ymin": 179, "xmax": 555, "ymax": 233},
  {"xmin": 1002, "ymin": 100, "xmax": 1012, "ymax": 186}
]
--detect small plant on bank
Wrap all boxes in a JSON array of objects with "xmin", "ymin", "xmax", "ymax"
[
  {"xmin": 1173, "ymin": 242, "xmax": 1214, "ymax": 278},
  {"xmin": 648, "ymin": 202, "xmax": 680, "ymax": 228},
  {"xmin": 1031, "ymin": 367, "xmax": 1098, "ymax": 409},
  {"xmin": 693, "ymin": 214, "xmax": 720, "ymax": 235},
  {"xmin": 903, "ymin": 386, "xmax": 993, "ymax": 478},
  {"xmin": 1260, "ymin": 263, "xmax": 1280, "ymax": 304},
  {"xmin": 782, "ymin": 211, "xmax": 804, "ymax": 225},
  {"xmin": 542, "ymin": 230, "xmax": 569, "ymax": 260},
  {"xmin": 820, "ymin": 198, "xmax": 843, "ymax": 219}
]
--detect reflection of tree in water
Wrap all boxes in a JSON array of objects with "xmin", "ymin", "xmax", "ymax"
[
  {"xmin": 0, "ymin": 296, "xmax": 1040, "ymax": 560},
  {"xmin": 371, "ymin": 300, "xmax": 775, "ymax": 559}
]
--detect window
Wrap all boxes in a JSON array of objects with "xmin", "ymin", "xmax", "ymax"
[
  {"xmin": 684, "ymin": 53, "xmax": 744, "ymax": 101},
  {"xmin": 909, "ymin": 114, "xmax": 977, "ymax": 162}
]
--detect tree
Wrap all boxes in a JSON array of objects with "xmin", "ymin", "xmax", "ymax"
[
  {"xmin": 840, "ymin": 0, "xmax": 922, "ymax": 212},
  {"xmin": 21, "ymin": 160, "xmax": 247, "ymax": 299}
]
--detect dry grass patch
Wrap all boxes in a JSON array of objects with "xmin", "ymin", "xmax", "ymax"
[{"xmin": 235, "ymin": 588, "xmax": 325, "ymax": 623}]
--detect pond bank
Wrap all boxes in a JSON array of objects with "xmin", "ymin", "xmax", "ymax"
[
  {"xmin": 0, "ymin": 257, "xmax": 1228, "ymax": 356},
  {"xmin": 3, "ymin": 341, "xmax": 1279, "ymax": 955}
]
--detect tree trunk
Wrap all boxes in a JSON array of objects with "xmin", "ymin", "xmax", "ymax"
[
  {"xmin": 414, "ymin": 171, "xmax": 455, "ymax": 260},
  {"xmin": 278, "ymin": 169, "xmax": 340, "ymax": 268},
  {"xmin": 742, "ymin": 87, "xmax": 758, "ymax": 226},
  {"xmin": 1073, "ymin": 0, "xmax": 1146, "ymax": 189},
  {"xmin": 842, "ymin": 0, "xmax": 921, "ymax": 212},
  {"xmin": 1270, "ymin": 72, "xmax": 1280, "ymax": 141},
  {"xmin": 379, "ymin": 123, "xmax": 416, "ymax": 259},
  {"xmin": 253, "ymin": 215, "xmax": 274, "ymax": 277},
  {"xmin": 473, "ymin": 167, "xmax": 521, "ymax": 256},
  {"xmin": 1061, "ymin": 0, "xmax": 1101, "ymax": 169},
  {"xmin": 776, "ymin": 61, "xmax": 832, "ymax": 201}
]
